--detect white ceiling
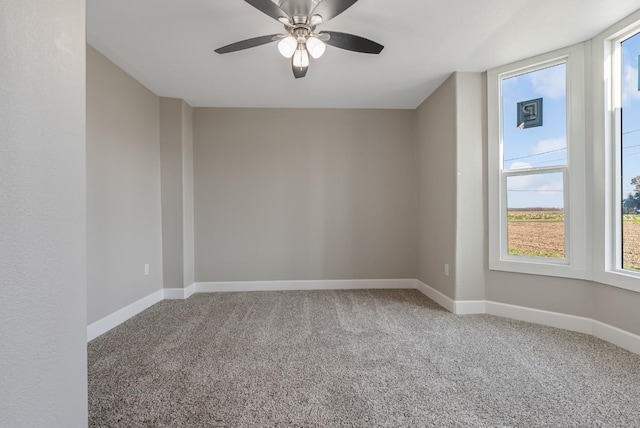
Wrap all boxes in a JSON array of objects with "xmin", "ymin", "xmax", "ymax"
[{"xmin": 87, "ymin": 0, "xmax": 640, "ymax": 109}]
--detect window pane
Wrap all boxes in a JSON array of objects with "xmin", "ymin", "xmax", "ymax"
[
  {"xmin": 621, "ymin": 33, "xmax": 640, "ymax": 272},
  {"xmin": 506, "ymin": 172, "xmax": 565, "ymax": 259},
  {"xmin": 502, "ymin": 64, "xmax": 567, "ymax": 171}
]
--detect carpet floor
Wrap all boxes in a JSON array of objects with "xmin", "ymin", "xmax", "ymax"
[{"xmin": 88, "ymin": 289, "xmax": 640, "ymax": 427}]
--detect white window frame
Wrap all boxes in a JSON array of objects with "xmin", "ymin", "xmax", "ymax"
[
  {"xmin": 488, "ymin": 44, "xmax": 587, "ymax": 279},
  {"xmin": 592, "ymin": 12, "xmax": 640, "ymax": 292}
]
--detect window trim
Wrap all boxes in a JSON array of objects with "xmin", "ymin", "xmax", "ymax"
[
  {"xmin": 592, "ymin": 13, "xmax": 640, "ymax": 292},
  {"xmin": 488, "ymin": 44, "xmax": 588, "ymax": 279}
]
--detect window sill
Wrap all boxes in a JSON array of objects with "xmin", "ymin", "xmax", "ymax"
[
  {"xmin": 593, "ymin": 270, "xmax": 640, "ymax": 293},
  {"xmin": 489, "ymin": 258, "xmax": 640, "ymax": 293},
  {"xmin": 489, "ymin": 258, "xmax": 589, "ymax": 280}
]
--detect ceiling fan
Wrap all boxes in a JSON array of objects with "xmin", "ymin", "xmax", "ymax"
[{"xmin": 215, "ymin": 0, "xmax": 384, "ymax": 78}]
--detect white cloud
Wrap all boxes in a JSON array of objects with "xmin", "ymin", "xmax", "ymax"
[
  {"xmin": 506, "ymin": 138, "xmax": 566, "ymax": 170},
  {"xmin": 528, "ymin": 65, "xmax": 566, "ymax": 99},
  {"xmin": 623, "ymin": 64, "xmax": 640, "ymax": 105},
  {"xmin": 508, "ymin": 161, "xmax": 532, "ymax": 170},
  {"xmin": 534, "ymin": 137, "xmax": 566, "ymax": 154},
  {"xmin": 507, "ymin": 172, "xmax": 562, "ymax": 192},
  {"xmin": 507, "ymin": 172, "xmax": 565, "ymax": 209}
]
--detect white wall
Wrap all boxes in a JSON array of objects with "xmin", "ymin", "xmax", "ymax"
[
  {"xmin": 0, "ymin": 1, "xmax": 88, "ymax": 426},
  {"xmin": 87, "ymin": 46, "xmax": 164, "ymax": 324},
  {"xmin": 193, "ymin": 108, "xmax": 418, "ymax": 281}
]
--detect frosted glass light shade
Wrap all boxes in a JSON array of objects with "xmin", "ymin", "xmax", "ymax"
[
  {"xmin": 278, "ymin": 36, "xmax": 297, "ymax": 58},
  {"xmin": 306, "ymin": 37, "xmax": 326, "ymax": 59},
  {"xmin": 293, "ymin": 47, "xmax": 310, "ymax": 68}
]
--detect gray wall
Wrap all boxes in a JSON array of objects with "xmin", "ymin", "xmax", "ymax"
[
  {"xmin": 416, "ymin": 75, "xmax": 458, "ymax": 299},
  {"xmin": 484, "ymin": 257, "xmax": 640, "ymax": 336},
  {"xmin": 160, "ymin": 97, "xmax": 194, "ymax": 289},
  {"xmin": 83, "ymin": 45, "xmax": 640, "ymax": 341},
  {"xmin": 194, "ymin": 108, "xmax": 418, "ymax": 281},
  {"xmin": 182, "ymin": 103, "xmax": 195, "ymax": 286},
  {"xmin": 87, "ymin": 45, "xmax": 164, "ymax": 324},
  {"xmin": 160, "ymin": 98, "xmax": 185, "ymax": 288},
  {"xmin": 592, "ymin": 283, "xmax": 640, "ymax": 335},
  {"xmin": 455, "ymin": 73, "xmax": 486, "ymax": 301},
  {"xmin": 0, "ymin": 0, "xmax": 88, "ymax": 426}
]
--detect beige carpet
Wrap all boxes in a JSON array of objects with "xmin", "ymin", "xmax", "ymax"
[{"xmin": 88, "ymin": 289, "xmax": 640, "ymax": 427}]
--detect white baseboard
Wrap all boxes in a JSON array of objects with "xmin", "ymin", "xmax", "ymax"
[
  {"xmin": 185, "ymin": 283, "xmax": 196, "ymax": 298},
  {"xmin": 414, "ymin": 280, "xmax": 455, "ymax": 312},
  {"xmin": 196, "ymin": 278, "xmax": 415, "ymax": 293},
  {"xmin": 485, "ymin": 301, "xmax": 593, "ymax": 335},
  {"xmin": 87, "ymin": 280, "xmax": 412, "ymax": 342},
  {"xmin": 163, "ymin": 288, "xmax": 185, "ymax": 300},
  {"xmin": 86, "ymin": 279, "xmax": 640, "ymax": 356},
  {"xmin": 592, "ymin": 320, "xmax": 640, "ymax": 355},
  {"xmin": 413, "ymin": 281, "xmax": 486, "ymax": 314},
  {"xmin": 454, "ymin": 300, "xmax": 487, "ymax": 315},
  {"xmin": 413, "ymin": 281, "xmax": 639, "ymax": 355},
  {"xmin": 164, "ymin": 283, "xmax": 197, "ymax": 300},
  {"xmin": 87, "ymin": 289, "xmax": 164, "ymax": 341}
]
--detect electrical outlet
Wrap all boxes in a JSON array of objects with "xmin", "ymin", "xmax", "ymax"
[
  {"xmin": 444, "ymin": 264, "xmax": 449, "ymax": 276},
  {"xmin": 144, "ymin": 264, "xmax": 150, "ymax": 276}
]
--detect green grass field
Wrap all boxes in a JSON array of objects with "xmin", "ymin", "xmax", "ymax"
[
  {"xmin": 507, "ymin": 211, "xmax": 565, "ymax": 222},
  {"xmin": 623, "ymin": 214, "xmax": 640, "ymax": 224}
]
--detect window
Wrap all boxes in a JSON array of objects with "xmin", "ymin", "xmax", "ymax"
[
  {"xmin": 488, "ymin": 45, "xmax": 587, "ymax": 278},
  {"xmin": 486, "ymin": 13, "xmax": 640, "ymax": 290},
  {"xmin": 502, "ymin": 63, "xmax": 568, "ymax": 262},
  {"xmin": 592, "ymin": 11, "xmax": 640, "ymax": 292},
  {"xmin": 611, "ymin": 26, "xmax": 640, "ymax": 277}
]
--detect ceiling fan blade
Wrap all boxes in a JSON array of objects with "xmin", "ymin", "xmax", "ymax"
[
  {"xmin": 320, "ymin": 31, "xmax": 384, "ymax": 54},
  {"xmin": 244, "ymin": 0, "xmax": 290, "ymax": 22},
  {"xmin": 215, "ymin": 34, "xmax": 281, "ymax": 54},
  {"xmin": 292, "ymin": 60, "xmax": 308, "ymax": 79},
  {"xmin": 310, "ymin": 0, "xmax": 358, "ymax": 23}
]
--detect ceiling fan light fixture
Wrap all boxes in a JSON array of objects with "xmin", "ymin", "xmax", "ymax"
[
  {"xmin": 305, "ymin": 36, "xmax": 326, "ymax": 59},
  {"xmin": 308, "ymin": 14, "xmax": 323, "ymax": 27},
  {"xmin": 292, "ymin": 45, "xmax": 310, "ymax": 68},
  {"xmin": 277, "ymin": 35, "xmax": 297, "ymax": 58}
]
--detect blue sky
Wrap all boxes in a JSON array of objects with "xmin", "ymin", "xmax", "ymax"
[
  {"xmin": 502, "ymin": 63, "xmax": 567, "ymax": 209},
  {"xmin": 622, "ymin": 33, "xmax": 640, "ymax": 202}
]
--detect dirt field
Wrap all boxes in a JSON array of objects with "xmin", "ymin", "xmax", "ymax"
[
  {"xmin": 507, "ymin": 211, "xmax": 640, "ymax": 270},
  {"xmin": 508, "ymin": 221, "xmax": 565, "ymax": 259},
  {"xmin": 623, "ymin": 221, "xmax": 640, "ymax": 271}
]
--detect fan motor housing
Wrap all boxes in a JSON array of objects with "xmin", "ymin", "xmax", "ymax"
[{"xmin": 277, "ymin": 0, "xmax": 321, "ymax": 18}]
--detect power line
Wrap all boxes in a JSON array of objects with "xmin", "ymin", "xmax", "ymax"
[
  {"xmin": 504, "ymin": 147, "xmax": 566, "ymax": 162},
  {"xmin": 504, "ymin": 143, "xmax": 639, "ymax": 164},
  {"xmin": 529, "ymin": 157, "xmax": 567, "ymax": 166},
  {"xmin": 508, "ymin": 189, "xmax": 563, "ymax": 192}
]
